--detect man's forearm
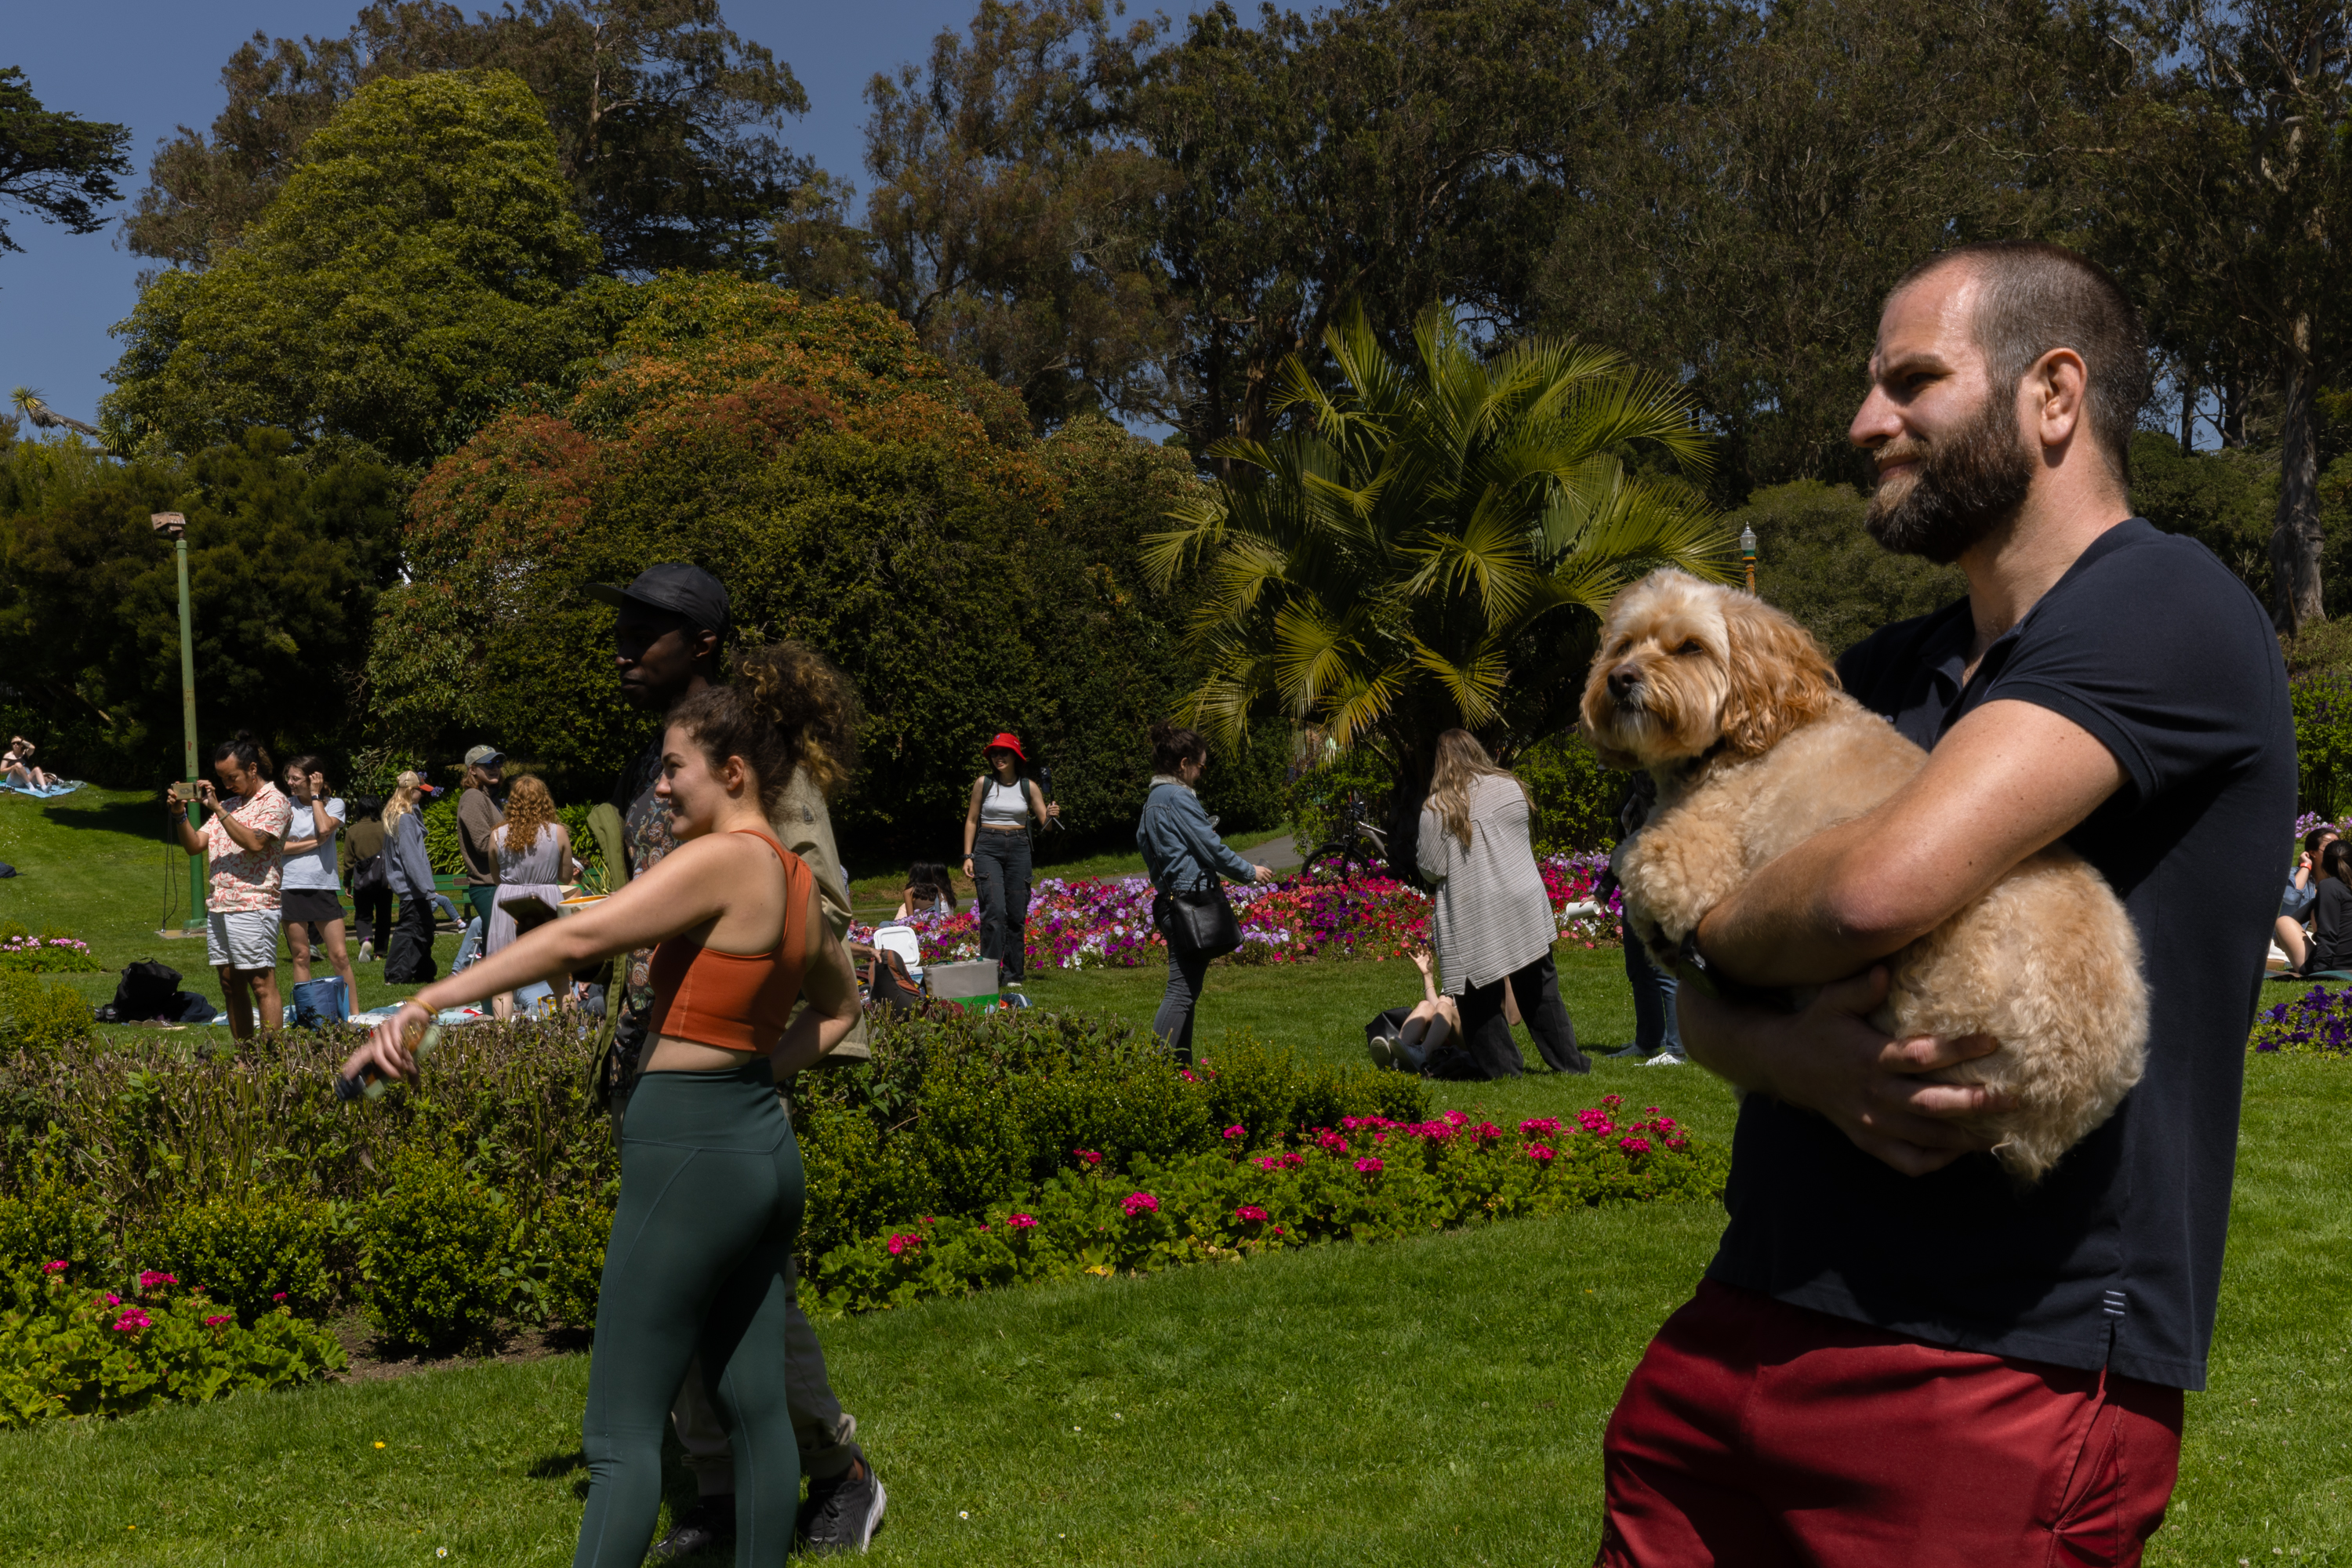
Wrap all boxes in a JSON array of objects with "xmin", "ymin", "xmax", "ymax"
[{"xmin": 1674, "ymin": 978, "xmax": 1784, "ymax": 1096}]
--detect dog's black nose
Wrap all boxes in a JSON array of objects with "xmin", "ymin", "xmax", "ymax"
[{"xmin": 1606, "ymin": 663, "xmax": 1642, "ymax": 702}]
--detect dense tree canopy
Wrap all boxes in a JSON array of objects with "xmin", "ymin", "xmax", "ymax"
[
  {"xmin": 125, "ymin": 0, "xmax": 812, "ymax": 276},
  {"xmin": 102, "ymin": 70, "xmax": 624, "ymax": 468},
  {"xmin": 0, "ymin": 66, "xmax": 132, "ymax": 260}
]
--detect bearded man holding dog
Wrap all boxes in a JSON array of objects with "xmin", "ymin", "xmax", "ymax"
[{"xmin": 1592, "ymin": 243, "xmax": 2292, "ymax": 1564}]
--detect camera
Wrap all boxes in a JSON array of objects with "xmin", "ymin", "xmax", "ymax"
[{"xmin": 167, "ymin": 781, "xmax": 197, "ymax": 805}]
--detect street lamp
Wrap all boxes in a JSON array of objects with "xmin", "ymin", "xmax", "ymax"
[
  {"xmin": 151, "ymin": 512, "xmax": 205, "ymax": 937},
  {"xmin": 1740, "ymin": 522, "xmax": 1758, "ymax": 595}
]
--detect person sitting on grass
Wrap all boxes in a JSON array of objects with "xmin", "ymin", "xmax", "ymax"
[
  {"xmin": 2, "ymin": 735, "xmax": 54, "ymax": 791},
  {"xmin": 1367, "ymin": 949, "xmax": 1463, "ymax": 1073},
  {"xmin": 892, "ymin": 861, "xmax": 955, "ymax": 920},
  {"xmin": 2304, "ymin": 839, "xmax": 2352, "ymax": 976},
  {"xmin": 2276, "ymin": 824, "xmax": 2336, "ymax": 972},
  {"xmin": 167, "ymin": 730, "xmax": 290, "ymax": 1040}
]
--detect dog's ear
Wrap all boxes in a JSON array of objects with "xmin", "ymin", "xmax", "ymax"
[{"xmin": 1718, "ymin": 593, "xmax": 1840, "ymax": 754}]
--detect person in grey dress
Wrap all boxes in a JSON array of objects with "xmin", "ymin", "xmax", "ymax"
[{"xmin": 1417, "ymin": 728, "xmax": 1588, "ymax": 1076}]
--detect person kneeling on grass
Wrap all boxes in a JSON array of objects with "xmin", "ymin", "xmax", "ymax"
[
  {"xmin": 343, "ymin": 652, "xmax": 862, "ymax": 1568},
  {"xmin": 169, "ymin": 730, "xmax": 290, "ymax": 1040}
]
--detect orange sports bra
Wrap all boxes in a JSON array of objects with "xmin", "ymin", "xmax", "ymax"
[{"xmin": 643, "ymin": 829, "xmax": 814, "ymax": 1054}]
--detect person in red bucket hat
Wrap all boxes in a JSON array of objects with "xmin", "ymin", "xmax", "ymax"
[{"xmin": 960, "ymin": 731, "xmax": 1059, "ymax": 986}]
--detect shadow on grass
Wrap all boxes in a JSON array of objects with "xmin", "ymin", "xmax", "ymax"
[{"xmin": 33, "ymin": 795, "xmax": 169, "ymax": 840}]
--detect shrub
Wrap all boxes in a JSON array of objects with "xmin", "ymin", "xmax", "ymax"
[
  {"xmin": 0, "ymin": 1261, "xmax": 344, "ymax": 1428},
  {"xmin": 0, "ymin": 1179, "xmax": 109, "ymax": 1296},
  {"xmin": 521, "ymin": 1188, "xmax": 613, "ymax": 1330},
  {"xmin": 0, "ymin": 973, "xmax": 93, "ymax": 1057},
  {"xmin": 355, "ymin": 1152, "xmax": 510, "ymax": 1352},
  {"xmin": 136, "ymin": 1194, "xmax": 339, "ymax": 1325},
  {"xmin": 806, "ymin": 1099, "xmax": 1726, "ymax": 1314},
  {"xmin": 0, "ymin": 935, "xmax": 103, "ymax": 975}
]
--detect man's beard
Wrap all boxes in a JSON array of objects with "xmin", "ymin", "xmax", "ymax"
[{"xmin": 1864, "ymin": 389, "xmax": 2035, "ymax": 564}]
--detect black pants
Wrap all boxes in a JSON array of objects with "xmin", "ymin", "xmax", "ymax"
[
  {"xmin": 351, "ymin": 884, "xmax": 392, "ymax": 948},
  {"xmin": 383, "ymin": 892, "xmax": 439, "ymax": 985},
  {"xmin": 1456, "ymin": 953, "xmax": 1585, "ymax": 1077},
  {"xmin": 972, "ymin": 829, "xmax": 1033, "ymax": 983},
  {"xmin": 1623, "ymin": 914, "xmax": 1682, "ymax": 1055},
  {"xmin": 1152, "ymin": 927, "xmax": 1213, "ymax": 1065}
]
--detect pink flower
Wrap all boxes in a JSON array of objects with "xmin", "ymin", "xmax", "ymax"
[
  {"xmin": 1073, "ymin": 1149, "xmax": 1104, "ymax": 1167},
  {"xmin": 1354, "ymin": 1156, "xmax": 1384, "ymax": 1174},
  {"xmin": 1235, "ymin": 1205, "xmax": 1269, "ymax": 1222},
  {"xmin": 110, "ymin": 1308, "xmax": 151, "ymax": 1334},
  {"xmin": 1122, "ymin": 1192, "xmax": 1160, "ymax": 1216},
  {"xmin": 1180, "ymin": 1069, "xmax": 1197, "ymax": 1082},
  {"xmin": 1442, "ymin": 1110, "xmax": 1469, "ymax": 1127},
  {"xmin": 1519, "ymin": 1117, "xmax": 1561, "ymax": 1137},
  {"xmin": 1619, "ymin": 1136, "xmax": 1653, "ymax": 1155},
  {"xmin": 1316, "ymin": 1131, "xmax": 1350, "ymax": 1155},
  {"xmin": 1652, "ymin": 1116, "xmax": 1677, "ymax": 1131},
  {"xmin": 1472, "ymin": 1122, "xmax": 1504, "ymax": 1141},
  {"xmin": 1272, "ymin": 1225, "xmax": 1287, "ymax": 1236},
  {"xmin": 1222, "ymin": 1123, "xmax": 1246, "ymax": 1140},
  {"xmin": 203, "ymin": 1314, "xmax": 232, "ymax": 1328},
  {"xmin": 1009, "ymin": 1213, "xmax": 1038, "ymax": 1229},
  {"xmin": 1602, "ymin": 1094, "xmax": 1624, "ymax": 1109},
  {"xmin": 138, "ymin": 1270, "xmax": 179, "ymax": 1290},
  {"xmin": 886, "ymin": 1233, "xmax": 920, "ymax": 1257},
  {"xmin": 40, "ymin": 1260, "xmax": 66, "ymax": 1275},
  {"xmin": 271, "ymin": 1292, "xmax": 288, "ymax": 1302},
  {"xmin": 1525, "ymin": 1142, "xmax": 1557, "ymax": 1162},
  {"xmin": 103, "ymin": 1293, "xmax": 120, "ymax": 1306}
]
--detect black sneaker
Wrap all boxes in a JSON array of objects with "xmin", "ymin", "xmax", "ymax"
[
  {"xmin": 649, "ymin": 1497, "xmax": 733, "ymax": 1562},
  {"xmin": 798, "ymin": 1450, "xmax": 885, "ymax": 1555}
]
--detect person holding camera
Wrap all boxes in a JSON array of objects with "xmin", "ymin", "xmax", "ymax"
[
  {"xmin": 168, "ymin": 731, "xmax": 292, "ymax": 1039},
  {"xmin": 279, "ymin": 756, "xmax": 357, "ymax": 1006}
]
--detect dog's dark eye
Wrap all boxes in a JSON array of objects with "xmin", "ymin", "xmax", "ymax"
[{"xmin": 1675, "ymin": 639, "xmax": 1704, "ymax": 655}]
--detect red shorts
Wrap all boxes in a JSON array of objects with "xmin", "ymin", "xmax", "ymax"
[{"xmin": 1597, "ymin": 1279, "xmax": 2182, "ymax": 1567}]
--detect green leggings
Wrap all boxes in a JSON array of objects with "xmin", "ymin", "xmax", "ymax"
[{"xmin": 575, "ymin": 1060, "xmax": 804, "ymax": 1568}]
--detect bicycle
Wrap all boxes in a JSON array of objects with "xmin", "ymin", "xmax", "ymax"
[{"xmin": 1301, "ymin": 790, "xmax": 1390, "ymax": 885}]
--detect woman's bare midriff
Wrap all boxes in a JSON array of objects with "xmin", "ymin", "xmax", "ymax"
[{"xmin": 644, "ymin": 1036, "xmax": 764, "ymax": 1073}]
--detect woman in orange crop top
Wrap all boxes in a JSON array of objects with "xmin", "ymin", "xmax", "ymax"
[{"xmin": 343, "ymin": 645, "xmax": 860, "ymax": 1568}]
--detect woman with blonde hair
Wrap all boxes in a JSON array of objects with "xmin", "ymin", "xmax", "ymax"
[
  {"xmin": 485, "ymin": 775, "xmax": 579, "ymax": 1017},
  {"xmin": 380, "ymin": 770, "xmax": 441, "ymax": 984},
  {"xmin": 1415, "ymin": 728, "xmax": 1586, "ymax": 1078}
]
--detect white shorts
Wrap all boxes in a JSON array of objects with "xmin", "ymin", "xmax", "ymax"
[{"xmin": 207, "ymin": 909, "xmax": 280, "ymax": 971}]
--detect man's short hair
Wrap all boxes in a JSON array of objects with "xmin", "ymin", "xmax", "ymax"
[{"xmin": 1893, "ymin": 241, "xmax": 2151, "ymax": 485}]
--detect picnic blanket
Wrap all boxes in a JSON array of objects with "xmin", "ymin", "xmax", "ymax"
[{"xmin": 0, "ymin": 779, "xmax": 81, "ymax": 799}]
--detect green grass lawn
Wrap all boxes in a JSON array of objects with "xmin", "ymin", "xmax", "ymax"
[{"xmin": 1, "ymin": 786, "xmax": 2345, "ymax": 1563}]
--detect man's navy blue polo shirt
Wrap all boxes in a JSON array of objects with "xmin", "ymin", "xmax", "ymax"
[{"xmin": 1707, "ymin": 517, "xmax": 2294, "ymax": 1389}]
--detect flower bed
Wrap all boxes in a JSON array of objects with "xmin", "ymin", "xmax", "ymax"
[
  {"xmin": 855, "ymin": 852, "xmax": 1623, "ymax": 971},
  {"xmin": 807, "ymin": 1096, "xmax": 1722, "ymax": 1314},
  {"xmin": 0, "ymin": 935, "xmax": 101, "ymax": 975},
  {"xmin": 0, "ymin": 1261, "xmax": 345, "ymax": 1428},
  {"xmin": 2251, "ymin": 985, "xmax": 2352, "ymax": 1054}
]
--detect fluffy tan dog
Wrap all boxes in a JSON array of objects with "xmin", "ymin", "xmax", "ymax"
[{"xmin": 1581, "ymin": 568, "xmax": 2147, "ymax": 1183}]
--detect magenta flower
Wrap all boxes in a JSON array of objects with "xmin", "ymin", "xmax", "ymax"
[
  {"xmin": 1354, "ymin": 1156, "xmax": 1384, "ymax": 1174},
  {"xmin": 886, "ymin": 1232, "xmax": 921, "ymax": 1257},
  {"xmin": 1222, "ymin": 1123, "xmax": 1246, "ymax": 1141},
  {"xmin": 1619, "ymin": 1136, "xmax": 1653, "ymax": 1155},
  {"xmin": 1525, "ymin": 1142, "xmax": 1557, "ymax": 1162},
  {"xmin": 203, "ymin": 1313, "xmax": 231, "ymax": 1328},
  {"xmin": 103, "ymin": 1293, "xmax": 120, "ymax": 1306},
  {"xmin": 1073, "ymin": 1149, "xmax": 1104, "ymax": 1167},
  {"xmin": 1519, "ymin": 1118, "xmax": 1561, "ymax": 1138},
  {"xmin": 1442, "ymin": 1110, "xmax": 1469, "ymax": 1128},
  {"xmin": 1472, "ymin": 1121, "xmax": 1504, "ymax": 1140},
  {"xmin": 1316, "ymin": 1131, "xmax": 1350, "ymax": 1155},
  {"xmin": 138, "ymin": 1270, "xmax": 179, "ymax": 1290},
  {"xmin": 110, "ymin": 1308, "xmax": 151, "ymax": 1334},
  {"xmin": 40, "ymin": 1260, "xmax": 66, "ymax": 1275},
  {"xmin": 1180, "ymin": 1069, "xmax": 1198, "ymax": 1082},
  {"xmin": 1602, "ymin": 1093, "xmax": 1624, "ymax": 1109},
  {"xmin": 1122, "ymin": 1192, "xmax": 1160, "ymax": 1216},
  {"xmin": 1235, "ymin": 1205, "xmax": 1270, "ymax": 1222},
  {"xmin": 1008, "ymin": 1213, "xmax": 1039, "ymax": 1229}
]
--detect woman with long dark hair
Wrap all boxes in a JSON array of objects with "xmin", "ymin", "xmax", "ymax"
[
  {"xmin": 1137, "ymin": 723, "xmax": 1276, "ymax": 1062},
  {"xmin": 1417, "ymin": 728, "xmax": 1588, "ymax": 1077},
  {"xmin": 960, "ymin": 732, "xmax": 1059, "ymax": 986},
  {"xmin": 2307, "ymin": 839, "xmax": 2352, "ymax": 975},
  {"xmin": 279, "ymin": 755, "xmax": 357, "ymax": 1007},
  {"xmin": 343, "ymin": 645, "xmax": 862, "ymax": 1568},
  {"xmin": 166, "ymin": 730, "xmax": 290, "ymax": 1039}
]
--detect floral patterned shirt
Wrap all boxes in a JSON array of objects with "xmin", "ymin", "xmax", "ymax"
[{"xmin": 198, "ymin": 781, "xmax": 292, "ymax": 913}]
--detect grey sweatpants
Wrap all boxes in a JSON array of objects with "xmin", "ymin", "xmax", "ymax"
[{"xmin": 612, "ymin": 1082, "xmax": 860, "ymax": 1494}]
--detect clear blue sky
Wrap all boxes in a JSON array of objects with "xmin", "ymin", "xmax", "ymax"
[{"xmin": 2, "ymin": 0, "xmax": 1148, "ymax": 426}]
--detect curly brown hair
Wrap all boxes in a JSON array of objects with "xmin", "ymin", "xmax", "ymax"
[
  {"xmin": 502, "ymin": 774, "xmax": 558, "ymax": 854},
  {"xmin": 667, "ymin": 642, "xmax": 862, "ymax": 818}
]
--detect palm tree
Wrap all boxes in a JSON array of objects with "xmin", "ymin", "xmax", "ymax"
[
  {"xmin": 9, "ymin": 387, "xmax": 101, "ymax": 439},
  {"xmin": 1144, "ymin": 305, "xmax": 1736, "ymax": 880}
]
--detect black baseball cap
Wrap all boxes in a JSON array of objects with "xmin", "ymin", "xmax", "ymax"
[{"xmin": 585, "ymin": 563, "xmax": 731, "ymax": 634}]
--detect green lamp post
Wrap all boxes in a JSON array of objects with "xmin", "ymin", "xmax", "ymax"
[{"xmin": 151, "ymin": 512, "xmax": 205, "ymax": 936}]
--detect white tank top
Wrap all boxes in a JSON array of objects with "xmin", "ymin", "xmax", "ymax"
[{"xmin": 979, "ymin": 776, "xmax": 1029, "ymax": 827}]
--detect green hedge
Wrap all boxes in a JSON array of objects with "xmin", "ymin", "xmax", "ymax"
[{"xmin": 1287, "ymin": 733, "xmax": 1622, "ymax": 862}]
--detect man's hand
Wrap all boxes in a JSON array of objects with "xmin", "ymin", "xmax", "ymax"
[{"xmin": 1682, "ymin": 967, "xmax": 2009, "ymax": 1177}]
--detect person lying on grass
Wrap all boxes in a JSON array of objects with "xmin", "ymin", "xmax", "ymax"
[{"xmin": 342, "ymin": 650, "xmax": 861, "ymax": 1568}]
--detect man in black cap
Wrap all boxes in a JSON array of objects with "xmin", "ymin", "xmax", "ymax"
[{"xmin": 588, "ymin": 563, "xmax": 887, "ymax": 1559}]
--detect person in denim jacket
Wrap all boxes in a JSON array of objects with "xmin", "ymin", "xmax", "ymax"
[{"xmin": 1137, "ymin": 722, "xmax": 1276, "ymax": 1062}]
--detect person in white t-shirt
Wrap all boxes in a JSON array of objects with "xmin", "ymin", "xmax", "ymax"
[{"xmin": 280, "ymin": 756, "xmax": 357, "ymax": 1005}]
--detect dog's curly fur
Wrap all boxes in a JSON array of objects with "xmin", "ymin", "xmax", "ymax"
[{"xmin": 1581, "ymin": 568, "xmax": 2147, "ymax": 1183}]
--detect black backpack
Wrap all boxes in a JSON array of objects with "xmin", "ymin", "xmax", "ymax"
[
  {"xmin": 864, "ymin": 947, "xmax": 925, "ymax": 1013},
  {"xmin": 101, "ymin": 960, "xmax": 181, "ymax": 1024}
]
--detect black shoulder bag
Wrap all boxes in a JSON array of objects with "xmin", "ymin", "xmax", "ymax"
[{"xmin": 1149, "ymin": 785, "xmax": 1243, "ymax": 960}]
